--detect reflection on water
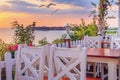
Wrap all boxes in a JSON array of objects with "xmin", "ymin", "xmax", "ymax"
[
  {"xmin": 0, "ymin": 28, "xmax": 66, "ymax": 45},
  {"xmin": 0, "ymin": 28, "xmax": 14, "ymax": 44}
]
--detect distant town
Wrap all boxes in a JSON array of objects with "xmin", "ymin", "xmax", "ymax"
[{"xmin": 34, "ymin": 26, "xmax": 66, "ymax": 31}]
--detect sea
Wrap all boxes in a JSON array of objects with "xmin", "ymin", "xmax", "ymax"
[{"xmin": 0, "ymin": 28, "xmax": 66, "ymax": 45}]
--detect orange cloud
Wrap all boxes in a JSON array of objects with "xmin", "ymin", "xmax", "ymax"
[
  {"xmin": 0, "ymin": 0, "xmax": 118, "ymax": 28},
  {"xmin": 0, "ymin": 0, "xmax": 92, "ymax": 29},
  {"xmin": 0, "ymin": 11, "xmax": 92, "ymax": 28}
]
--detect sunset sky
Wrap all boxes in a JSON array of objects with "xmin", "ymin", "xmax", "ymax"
[{"xmin": 0, "ymin": 0, "xmax": 119, "ymax": 28}]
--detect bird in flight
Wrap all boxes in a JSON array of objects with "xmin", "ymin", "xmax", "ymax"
[
  {"xmin": 47, "ymin": 3, "xmax": 56, "ymax": 8},
  {"xmin": 39, "ymin": 3, "xmax": 56, "ymax": 8},
  {"xmin": 39, "ymin": 4, "xmax": 46, "ymax": 7},
  {"xmin": 51, "ymin": 9, "xmax": 60, "ymax": 15}
]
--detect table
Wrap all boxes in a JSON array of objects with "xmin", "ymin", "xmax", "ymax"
[{"xmin": 87, "ymin": 48, "xmax": 120, "ymax": 80}]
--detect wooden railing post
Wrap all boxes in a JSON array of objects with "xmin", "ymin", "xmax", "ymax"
[
  {"xmin": 5, "ymin": 52, "xmax": 13, "ymax": 80},
  {"xmin": 65, "ymin": 33, "xmax": 71, "ymax": 48},
  {"xmin": 66, "ymin": 39, "xmax": 70, "ymax": 48}
]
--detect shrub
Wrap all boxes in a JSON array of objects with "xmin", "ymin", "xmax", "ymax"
[
  {"xmin": 52, "ymin": 34, "xmax": 67, "ymax": 44},
  {"xmin": 0, "ymin": 39, "xmax": 8, "ymax": 60},
  {"xmin": 38, "ymin": 37, "xmax": 49, "ymax": 46},
  {"xmin": 12, "ymin": 20, "xmax": 35, "ymax": 44},
  {"xmin": 70, "ymin": 20, "xmax": 98, "ymax": 40},
  {"xmin": 52, "ymin": 38, "xmax": 61, "ymax": 44}
]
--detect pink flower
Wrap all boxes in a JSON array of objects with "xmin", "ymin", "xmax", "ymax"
[
  {"xmin": 7, "ymin": 45, "xmax": 13, "ymax": 51},
  {"xmin": 7, "ymin": 44, "xmax": 18, "ymax": 52},
  {"xmin": 28, "ymin": 43, "xmax": 33, "ymax": 46},
  {"xmin": 13, "ymin": 44, "xmax": 18, "ymax": 51}
]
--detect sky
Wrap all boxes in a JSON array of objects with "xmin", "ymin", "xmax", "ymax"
[{"xmin": 0, "ymin": 0, "xmax": 119, "ymax": 28}]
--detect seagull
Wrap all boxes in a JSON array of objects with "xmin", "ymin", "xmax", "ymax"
[
  {"xmin": 39, "ymin": 4, "xmax": 46, "ymax": 8},
  {"xmin": 51, "ymin": 9, "xmax": 60, "ymax": 15},
  {"xmin": 39, "ymin": 3, "xmax": 56, "ymax": 8},
  {"xmin": 47, "ymin": 3, "xmax": 56, "ymax": 8}
]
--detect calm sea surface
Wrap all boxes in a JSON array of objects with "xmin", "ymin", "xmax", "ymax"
[{"xmin": 0, "ymin": 28, "xmax": 66, "ymax": 45}]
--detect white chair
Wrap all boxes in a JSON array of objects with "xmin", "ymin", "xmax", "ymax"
[
  {"xmin": 48, "ymin": 45, "xmax": 87, "ymax": 80},
  {"xmin": 112, "ymin": 36, "xmax": 120, "ymax": 80},
  {"xmin": 110, "ymin": 36, "xmax": 120, "ymax": 49},
  {"xmin": 84, "ymin": 36, "xmax": 102, "ymax": 77},
  {"xmin": 18, "ymin": 44, "xmax": 50, "ymax": 76},
  {"xmin": 36, "ymin": 44, "xmax": 50, "ymax": 76},
  {"xmin": 15, "ymin": 44, "xmax": 46, "ymax": 80},
  {"xmin": 103, "ymin": 36, "xmax": 120, "ymax": 79},
  {"xmin": 84, "ymin": 36, "xmax": 101, "ymax": 48}
]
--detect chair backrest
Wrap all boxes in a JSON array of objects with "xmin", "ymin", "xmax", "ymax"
[
  {"xmin": 15, "ymin": 44, "xmax": 45, "ymax": 80},
  {"xmin": 110, "ymin": 36, "xmax": 120, "ymax": 49},
  {"xmin": 84, "ymin": 36, "xmax": 101, "ymax": 48},
  {"xmin": 48, "ymin": 45, "xmax": 87, "ymax": 80},
  {"xmin": 36, "ymin": 44, "xmax": 50, "ymax": 76}
]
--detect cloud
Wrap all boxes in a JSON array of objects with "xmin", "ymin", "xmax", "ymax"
[
  {"xmin": 6, "ymin": 0, "xmax": 37, "ymax": 7},
  {"xmin": 0, "ymin": 0, "xmax": 99, "ymax": 16},
  {"xmin": 40, "ymin": 0, "xmax": 51, "ymax": 2},
  {"xmin": 0, "ymin": 5, "xmax": 9, "ymax": 11},
  {"xmin": 52, "ymin": 0, "xmax": 99, "ymax": 8},
  {"xmin": 54, "ymin": 8, "xmax": 90, "ymax": 16},
  {"xmin": 0, "ymin": 4, "xmax": 52, "ymax": 14},
  {"xmin": 0, "ymin": 0, "xmax": 53, "ymax": 14}
]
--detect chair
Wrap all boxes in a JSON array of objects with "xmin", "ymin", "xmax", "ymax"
[
  {"xmin": 110, "ymin": 36, "xmax": 120, "ymax": 49},
  {"xmin": 84, "ymin": 36, "xmax": 102, "ymax": 77},
  {"xmin": 84, "ymin": 36, "xmax": 101, "ymax": 48},
  {"xmin": 36, "ymin": 44, "xmax": 50, "ymax": 76},
  {"xmin": 15, "ymin": 44, "xmax": 46, "ymax": 80},
  {"xmin": 17, "ymin": 44, "xmax": 50, "ymax": 76},
  {"xmin": 48, "ymin": 45, "xmax": 87, "ymax": 80},
  {"xmin": 102, "ymin": 36, "xmax": 120, "ymax": 79},
  {"xmin": 111, "ymin": 36, "xmax": 120, "ymax": 80}
]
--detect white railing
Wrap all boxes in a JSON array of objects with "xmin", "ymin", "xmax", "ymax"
[
  {"xmin": 0, "ymin": 52, "xmax": 17, "ymax": 80},
  {"xmin": 57, "ymin": 40, "xmax": 84, "ymax": 48}
]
